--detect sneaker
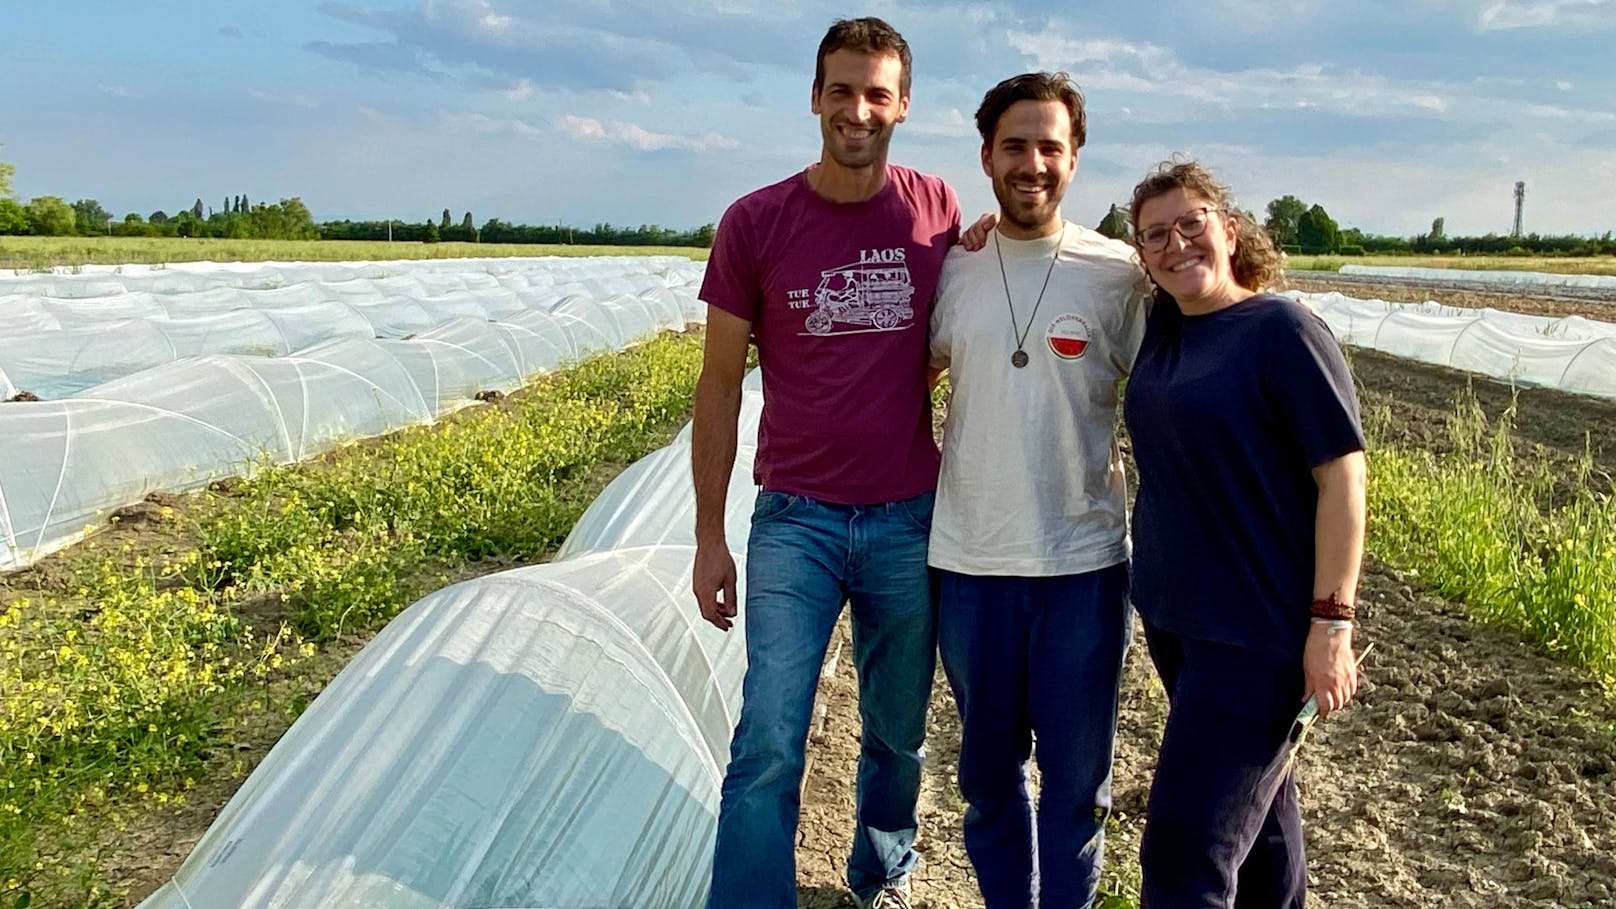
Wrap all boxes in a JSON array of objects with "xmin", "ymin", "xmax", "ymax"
[{"xmin": 855, "ymin": 880, "xmax": 912, "ymax": 909}]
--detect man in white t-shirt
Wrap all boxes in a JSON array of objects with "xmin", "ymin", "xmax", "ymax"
[{"xmin": 928, "ymin": 72, "xmax": 1149, "ymax": 909}]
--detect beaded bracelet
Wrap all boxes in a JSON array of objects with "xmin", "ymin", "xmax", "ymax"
[{"xmin": 1310, "ymin": 591, "xmax": 1357, "ymax": 622}]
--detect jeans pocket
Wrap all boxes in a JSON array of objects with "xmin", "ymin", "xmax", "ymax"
[
  {"xmin": 751, "ymin": 490, "xmax": 800, "ymax": 525},
  {"xmin": 894, "ymin": 492, "xmax": 934, "ymax": 534}
]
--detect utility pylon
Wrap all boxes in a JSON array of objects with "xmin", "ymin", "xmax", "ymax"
[{"xmin": 1512, "ymin": 181, "xmax": 1525, "ymax": 237}]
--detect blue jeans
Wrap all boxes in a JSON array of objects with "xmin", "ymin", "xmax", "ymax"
[
  {"xmin": 706, "ymin": 490, "xmax": 939, "ymax": 909},
  {"xmin": 937, "ymin": 565, "xmax": 1131, "ymax": 909}
]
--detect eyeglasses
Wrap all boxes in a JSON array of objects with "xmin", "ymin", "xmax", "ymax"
[{"xmin": 1134, "ymin": 206, "xmax": 1220, "ymax": 252}]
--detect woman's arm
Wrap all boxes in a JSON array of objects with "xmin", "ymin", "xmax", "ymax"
[{"xmin": 1304, "ymin": 449, "xmax": 1367, "ymax": 717}]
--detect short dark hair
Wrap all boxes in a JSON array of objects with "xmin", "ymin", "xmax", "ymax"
[
  {"xmin": 814, "ymin": 17, "xmax": 913, "ymax": 97},
  {"xmin": 975, "ymin": 72, "xmax": 1086, "ymax": 149}
]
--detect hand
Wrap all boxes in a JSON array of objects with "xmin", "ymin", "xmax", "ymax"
[
  {"xmin": 1302, "ymin": 622, "xmax": 1358, "ymax": 718},
  {"xmin": 693, "ymin": 539, "xmax": 739, "ymax": 632},
  {"xmin": 959, "ymin": 212, "xmax": 998, "ymax": 251}
]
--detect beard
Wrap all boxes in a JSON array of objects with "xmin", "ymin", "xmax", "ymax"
[{"xmin": 992, "ymin": 170, "xmax": 1065, "ymax": 234}]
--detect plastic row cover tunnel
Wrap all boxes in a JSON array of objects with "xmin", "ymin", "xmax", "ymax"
[
  {"xmin": 0, "ymin": 258, "xmax": 707, "ymax": 571},
  {"xmin": 136, "ymin": 372, "xmax": 766, "ymax": 909},
  {"xmin": 1338, "ymin": 264, "xmax": 1616, "ymax": 292},
  {"xmin": 0, "ymin": 256, "xmax": 705, "ymax": 400},
  {"xmin": 1295, "ymin": 291, "xmax": 1616, "ymax": 402}
]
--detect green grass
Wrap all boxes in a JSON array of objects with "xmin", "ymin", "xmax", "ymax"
[
  {"xmin": 1290, "ymin": 253, "xmax": 1616, "ymax": 276},
  {"xmin": 0, "ymin": 235, "xmax": 710, "ymax": 270},
  {"xmin": 0, "ymin": 333, "xmax": 705, "ymax": 908},
  {"xmin": 1365, "ymin": 390, "xmax": 1616, "ymax": 684}
]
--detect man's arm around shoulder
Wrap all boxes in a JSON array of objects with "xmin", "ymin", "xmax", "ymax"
[{"xmin": 691, "ymin": 305, "xmax": 752, "ymax": 631}]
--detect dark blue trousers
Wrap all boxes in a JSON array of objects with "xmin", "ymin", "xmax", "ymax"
[
  {"xmin": 1138, "ymin": 622, "xmax": 1307, "ymax": 909},
  {"xmin": 937, "ymin": 564, "xmax": 1131, "ymax": 909}
]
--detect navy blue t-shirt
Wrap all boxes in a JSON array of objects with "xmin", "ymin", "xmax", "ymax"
[{"xmin": 1124, "ymin": 293, "xmax": 1365, "ymax": 660}]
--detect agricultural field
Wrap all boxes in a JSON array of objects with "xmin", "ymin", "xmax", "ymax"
[
  {"xmin": 1288, "ymin": 253, "xmax": 1616, "ymax": 276},
  {"xmin": 2, "ymin": 255, "xmax": 1614, "ymax": 908},
  {"xmin": 801, "ymin": 276, "xmax": 1616, "ymax": 907},
  {"xmin": 0, "ymin": 236, "xmax": 708, "ymax": 270}
]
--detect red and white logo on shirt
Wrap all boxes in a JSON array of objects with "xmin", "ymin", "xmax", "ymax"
[{"xmin": 1045, "ymin": 313, "xmax": 1092, "ymax": 360}]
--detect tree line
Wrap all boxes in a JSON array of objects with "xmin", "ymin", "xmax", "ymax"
[
  {"xmin": 0, "ymin": 157, "xmax": 714, "ymax": 248},
  {"xmin": 1, "ymin": 153, "xmax": 1605, "ymax": 255},
  {"xmin": 1092, "ymin": 195, "xmax": 1613, "ymax": 257},
  {"xmin": 1255, "ymin": 194, "xmax": 1613, "ymax": 257},
  {"xmin": 321, "ymin": 211, "xmax": 716, "ymax": 247}
]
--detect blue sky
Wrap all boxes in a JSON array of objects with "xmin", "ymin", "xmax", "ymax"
[{"xmin": 2, "ymin": 0, "xmax": 1611, "ymax": 237}]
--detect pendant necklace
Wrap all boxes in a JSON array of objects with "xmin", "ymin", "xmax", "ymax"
[{"xmin": 994, "ymin": 224, "xmax": 1064, "ymax": 368}]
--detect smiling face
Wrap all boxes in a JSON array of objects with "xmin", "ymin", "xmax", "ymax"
[
  {"xmin": 981, "ymin": 99, "xmax": 1077, "ymax": 239},
  {"xmin": 811, "ymin": 49, "xmax": 909, "ymax": 172},
  {"xmin": 1135, "ymin": 187, "xmax": 1244, "ymax": 313}
]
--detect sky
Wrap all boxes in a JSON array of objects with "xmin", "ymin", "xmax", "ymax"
[{"xmin": 1, "ymin": 0, "xmax": 1612, "ymax": 238}]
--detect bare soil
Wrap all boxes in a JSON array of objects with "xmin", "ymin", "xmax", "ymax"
[
  {"xmin": 27, "ymin": 276, "xmax": 1616, "ymax": 907},
  {"xmin": 794, "ymin": 277, "xmax": 1616, "ymax": 908}
]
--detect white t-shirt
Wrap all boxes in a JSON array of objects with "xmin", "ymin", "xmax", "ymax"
[{"xmin": 928, "ymin": 221, "xmax": 1151, "ymax": 576}]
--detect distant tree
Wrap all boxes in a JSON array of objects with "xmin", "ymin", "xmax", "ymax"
[
  {"xmin": 71, "ymin": 199, "xmax": 113, "ymax": 234},
  {"xmin": 1430, "ymin": 217, "xmax": 1446, "ymax": 241},
  {"xmin": 149, "ymin": 210, "xmax": 170, "ymax": 224},
  {"xmin": 0, "ymin": 198, "xmax": 27, "ymax": 234},
  {"xmin": 1264, "ymin": 195, "xmax": 1307, "ymax": 249},
  {"xmin": 223, "ymin": 196, "xmax": 230, "ymax": 217},
  {"xmin": 1096, "ymin": 204, "xmax": 1130, "ymax": 241},
  {"xmin": 241, "ymin": 193, "xmax": 250, "ymax": 211},
  {"xmin": 25, "ymin": 196, "xmax": 77, "ymax": 235},
  {"xmin": 1296, "ymin": 203, "xmax": 1340, "ymax": 254},
  {"xmin": 0, "ymin": 157, "xmax": 14, "ymax": 198},
  {"xmin": 439, "ymin": 208, "xmax": 451, "ymax": 231},
  {"xmin": 124, "ymin": 212, "xmax": 144, "ymax": 224},
  {"xmin": 693, "ymin": 223, "xmax": 716, "ymax": 248},
  {"xmin": 423, "ymin": 218, "xmax": 441, "ymax": 243},
  {"xmin": 461, "ymin": 211, "xmax": 474, "ymax": 233},
  {"xmin": 191, "ymin": 198, "xmax": 205, "ymax": 219}
]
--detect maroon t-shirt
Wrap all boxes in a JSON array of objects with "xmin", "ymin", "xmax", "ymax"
[{"xmin": 701, "ymin": 165, "xmax": 961, "ymax": 504}]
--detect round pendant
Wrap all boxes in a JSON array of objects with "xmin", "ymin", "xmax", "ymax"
[{"xmin": 1011, "ymin": 350, "xmax": 1029, "ymax": 368}]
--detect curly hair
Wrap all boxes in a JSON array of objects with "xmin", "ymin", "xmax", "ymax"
[{"xmin": 1128, "ymin": 157, "xmax": 1283, "ymax": 294}]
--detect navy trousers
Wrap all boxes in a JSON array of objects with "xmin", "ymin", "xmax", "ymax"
[
  {"xmin": 1138, "ymin": 622, "xmax": 1307, "ymax": 909},
  {"xmin": 937, "ymin": 564, "xmax": 1131, "ymax": 909}
]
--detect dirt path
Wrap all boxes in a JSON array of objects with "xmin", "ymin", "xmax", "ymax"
[
  {"xmin": 81, "ymin": 276, "xmax": 1616, "ymax": 907},
  {"xmin": 792, "ymin": 277, "xmax": 1616, "ymax": 907}
]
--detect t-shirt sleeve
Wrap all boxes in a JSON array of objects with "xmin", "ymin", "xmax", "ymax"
[
  {"xmin": 698, "ymin": 202, "xmax": 761, "ymax": 323},
  {"xmin": 929, "ymin": 250, "xmax": 962, "ymax": 369},
  {"xmin": 942, "ymin": 181, "xmax": 962, "ymax": 246},
  {"xmin": 1114, "ymin": 272, "xmax": 1153, "ymax": 375},
  {"xmin": 1264, "ymin": 304, "xmax": 1366, "ymax": 467}
]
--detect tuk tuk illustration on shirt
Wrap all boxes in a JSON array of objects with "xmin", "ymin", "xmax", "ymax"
[{"xmin": 804, "ymin": 253, "xmax": 916, "ymax": 335}]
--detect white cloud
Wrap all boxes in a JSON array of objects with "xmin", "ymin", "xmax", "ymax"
[
  {"xmin": 904, "ymin": 106, "xmax": 976, "ymax": 140},
  {"xmin": 1477, "ymin": 0, "xmax": 1614, "ymax": 31},
  {"xmin": 97, "ymin": 84, "xmax": 139, "ymax": 99},
  {"xmin": 441, "ymin": 110, "xmax": 545, "ymax": 138},
  {"xmin": 554, "ymin": 115, "xmax": 739, "ymax": 152}
]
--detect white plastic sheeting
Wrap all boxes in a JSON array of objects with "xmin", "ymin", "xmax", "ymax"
[
  {"xmin": 0, "ymin": 257, "xmax": 708, "ymax": 571},
  {"xmin": 0, "ymin": 257, "xmax": 705, "ymax": 400},
  {"xmin": 136, "ymin": 374, "xmax": 768, "ymax": 909},
  {"xmin": 1295, "ymin": 291, "xmax": 1616, "ymax": 401},
  {"xmin": 1338, "ymin": 264, "xmax": 1616, "ymax": 293}
]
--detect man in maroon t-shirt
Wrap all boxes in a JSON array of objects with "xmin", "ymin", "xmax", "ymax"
[{"xmin": 691, "ymin": 16, "xmax": 960, "ymax": 909}]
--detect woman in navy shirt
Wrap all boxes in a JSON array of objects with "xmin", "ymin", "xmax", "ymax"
[{"xmin": 1123, "ymin": 159, "xmax": 1367, "ymax": 908}]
